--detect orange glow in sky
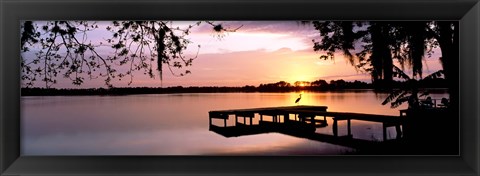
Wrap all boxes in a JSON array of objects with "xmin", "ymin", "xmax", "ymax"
[{"xmin": 21, "ymin": 21, "xmax": 444, "ymax": 88}]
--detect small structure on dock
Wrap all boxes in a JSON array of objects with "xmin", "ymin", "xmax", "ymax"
[{"xmin": 208, "ymin": 105, "xmax": 404, "ymax": 144}]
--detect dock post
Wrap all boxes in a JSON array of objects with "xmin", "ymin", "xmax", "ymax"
[
  {"xmin": 244, "ymin": 117, "xmax": 246, "ymax": 124},
  {"xmin": 260, "ymin": 115, "xmax": 263, "ymax": 122},
  {"xmin": 333, "ymin": 118, "xmax": 338, "ymax": 137},
  {"xmin": 395, "ymin": 125, "xmax": 402, "ymax": 139},
  {"xmin": 224, "ymin": 118, "xmax": 227, "ymax": 127},
  {"xmin": 347, "ymin": 119, "xmax": 351, "ymax": 136},
  {"xmin": 382, "ymin": 123, "xmax": 387, "ymax": 141},
  {"xmin": 209, "ymin": 117, "xmax": 212, "ymax": 129},
  {"xmin": 235, "ymin": 115, "xmax": 238, "ymax": 125},
  {"xmin": 250, "ymin": 117, "xmax": 253, "ymax": 125}
]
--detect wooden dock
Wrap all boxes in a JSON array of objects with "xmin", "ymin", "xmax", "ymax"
[{"xmin": 209, "ymin": 105, "xmax": 404, "ymax": 143}]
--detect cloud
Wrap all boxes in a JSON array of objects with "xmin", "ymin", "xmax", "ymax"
[
  {"xmin": 275, "ymin": 47, "xmax": 294, "ymax": 53},
  {"xmin": 315, "ymin": 73, "xmax": 371, "ymax": 81},
  {"xmin": 22, "ymin": 21, "xmax": 445, "ymax": 88},
  {"xmin": 191, "ymin": 21, "xmax": 315, "ymax": 35}
]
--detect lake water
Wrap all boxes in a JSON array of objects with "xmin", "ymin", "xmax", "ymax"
[{"xmin": 21, "ymin": 90, "xmax": 449, "ymax": 155}]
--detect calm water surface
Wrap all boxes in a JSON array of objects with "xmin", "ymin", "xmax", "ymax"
[{"xmin": 21, "ymin": 91, "xmax": 448, "ymax": 155}]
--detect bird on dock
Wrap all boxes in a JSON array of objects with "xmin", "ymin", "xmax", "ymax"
[{"xmin": 295, "ymin": 94, "xmax": 302, "ymax": 105}]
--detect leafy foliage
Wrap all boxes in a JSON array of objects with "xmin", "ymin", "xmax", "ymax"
[
  {"xmin": 20, "ymin": 21, "xmax": 240, "ymax": 88},
  {"xmin": 382, "ymin": 65, "xmax": 444, "ymax": 108},
  {"xmin": 309, "ymin": 21, "xmax": 457, "ymax": 85}
]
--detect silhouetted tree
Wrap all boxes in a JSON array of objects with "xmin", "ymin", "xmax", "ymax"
[
  {"xmin": 276, "ymin": 81, "xmax": 291, "ymax": 88},
  {"xmin": 310, "ymin": 79, "xmax": 328, "ymax": 87},
  {"xmin": 20, "ymin": 21, "xmax": 241, "ymax": 88},
  {"xmin": 382, "ymin": 66, "xmax": 444, "ymax": 108},
  {"xmin": 431, "ymin": 21, "xmax": 458, "ymax": 81},
  {"xmin": 329, "ymin": 79, "xmax": 347, "ymax": 89},
  {"xmin": 308, "ymin": 21, "xmax": 457, "ymax": 88}
]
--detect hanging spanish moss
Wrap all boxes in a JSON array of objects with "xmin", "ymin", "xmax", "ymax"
[{"xmin": 157, "ymin": 26, "xmax": 166, "ymax": 86}]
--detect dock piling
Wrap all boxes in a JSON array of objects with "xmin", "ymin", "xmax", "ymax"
[
  {"xmin": 347, "ymin": 119, "xmax": 351, "ymax": 136},
  {"xmin": 383, "ymin": 123, "xmax": 387, "ymax": 141},
  {"xmin": 209, "ymin": 105, "xmax": 402, "ymax": 141},
  {"xmin": 395, "ymin": 125, "xmax": 402, "ymax": 138},
  {"xmin": 333, "ymin": 118, "xmax": 338, "ymax": 137}
]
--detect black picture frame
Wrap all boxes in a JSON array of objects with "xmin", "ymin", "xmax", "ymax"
[{"xmin": 1, "ymin": 0, "xmax": 479, "ymax": 175}]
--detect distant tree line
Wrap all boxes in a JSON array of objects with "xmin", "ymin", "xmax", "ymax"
[
  {"xmin": 21, "ymin": 78, "xmax": 448, "ymax": 96},
  {"xmin": 257, "ymin": 80, "xmax": 372, "ymax": 91}
]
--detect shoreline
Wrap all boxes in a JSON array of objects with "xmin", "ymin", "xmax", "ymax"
[{"xmin": 20, "ymin": 87, "xmax": 450, "ymax": 96}]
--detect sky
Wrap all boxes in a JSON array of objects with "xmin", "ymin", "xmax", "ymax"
[{"xmin": 21, "ymin": 21, "xmax": 444, "ymax": 88}]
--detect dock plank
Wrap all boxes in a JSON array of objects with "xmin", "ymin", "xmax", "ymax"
[
  {"xmin": 209, "ymin": 105, "xmax": 327, "ymax": 114},
  {"xmin": 209, "ymin": 105, "xmax": 405, "ymax": 150},
  {"xmin": 210, "ymin": 105, "xmax": 402, "ymax": 124}
]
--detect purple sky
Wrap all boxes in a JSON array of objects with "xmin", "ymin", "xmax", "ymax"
[{"xmin": 21, "ymin": 21, "xmax": 444, "ymax": 88}]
